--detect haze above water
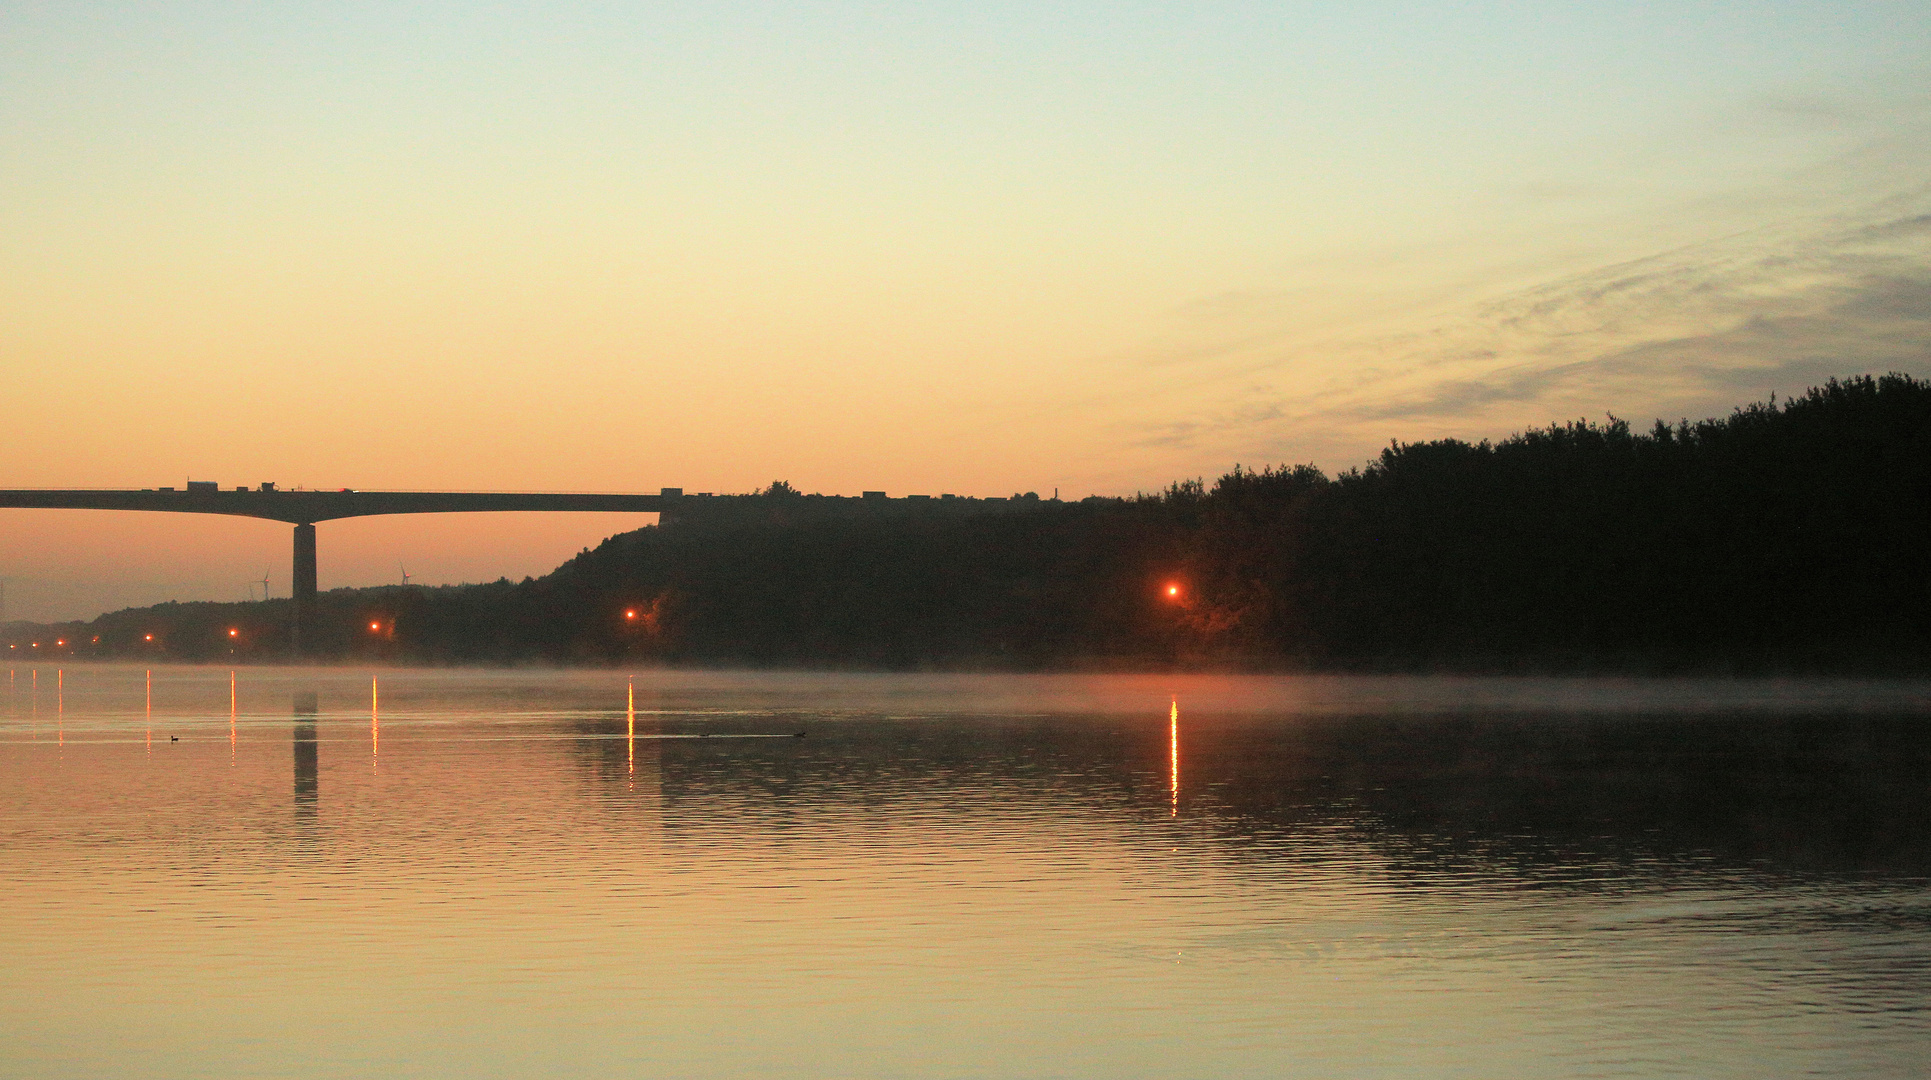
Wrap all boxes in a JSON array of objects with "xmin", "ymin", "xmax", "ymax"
[{"xmin": 3, "ymin": 666, "xmax": 1929, "ymax": 1078}]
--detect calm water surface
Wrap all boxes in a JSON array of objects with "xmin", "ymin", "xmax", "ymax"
[{"xmin": 3, "ymin": 665, "xmax": 1929, "ymax": 1078}]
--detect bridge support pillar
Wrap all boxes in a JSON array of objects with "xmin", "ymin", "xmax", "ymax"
[{"xmin": 292, "ymin": 523, "xmax": 316, "ymax": 657}]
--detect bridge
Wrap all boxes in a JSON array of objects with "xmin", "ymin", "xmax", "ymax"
[{"xmin": 0, "ymin": 485, "xmax": 677, "ymax": 653}]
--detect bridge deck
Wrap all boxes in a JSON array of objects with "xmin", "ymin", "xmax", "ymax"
[{"xmin": 0, "ymin": 489, "xmax": 668, "ymax": 524}]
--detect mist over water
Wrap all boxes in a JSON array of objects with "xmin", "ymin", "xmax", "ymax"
[{"xmin": 3, "ymin": 666, "xmax": 1929, "ymax": 1078}]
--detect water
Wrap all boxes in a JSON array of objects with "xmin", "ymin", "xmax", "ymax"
[{"xmin": 4, "ymin": 665, "xmax": 1930, "ymax": 1078}]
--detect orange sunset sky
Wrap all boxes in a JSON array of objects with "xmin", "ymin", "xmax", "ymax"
[{"xmin": 5, "ymin": 2, "xmax": 1929, "ymax": 620}]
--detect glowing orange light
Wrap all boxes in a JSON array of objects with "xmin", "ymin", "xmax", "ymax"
[
  {"xmin": 144, "ymin": 634, "xmax": 153, "ymax": 642},
  {"xmin": 1166, "ymin": 584, "xmax": 1180, "ymax": 597},
  {"xmin": 55, "ymin": 640, "xmax": 64, "ymax": 646},
  {"xmin": 370, "ymin": 622, "xmax": 381, "ymax": 631},
  {"xmin": 625, "ymin": 609, "xmax": 638, "ymax": 620},
  {"xmin": 228, "ymin": 629, "xmax": 239, "ymax": 638}
]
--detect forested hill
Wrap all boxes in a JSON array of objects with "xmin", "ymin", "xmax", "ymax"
[{"xmin": 35, "ymin": 373, "xmax": 1931, "ymax": 672}]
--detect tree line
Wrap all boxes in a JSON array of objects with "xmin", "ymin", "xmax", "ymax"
[{"xmin": 25, "ymin": 373, "xmax": 1930, "ymax": 673}]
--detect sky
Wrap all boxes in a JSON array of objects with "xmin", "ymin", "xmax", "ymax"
[{"xmin": 4, "ymin": 1, "xmax": 1930, "ymax": 620}]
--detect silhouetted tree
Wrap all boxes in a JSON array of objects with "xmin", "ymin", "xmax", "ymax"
[{"xmin": 34, "ymin": 374, "xmax": 1926, "ymax": 673}]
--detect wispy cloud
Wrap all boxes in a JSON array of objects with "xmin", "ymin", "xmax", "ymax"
[
  {"xmin": 1130, "ymin": 396, "xmax": 1286, "ymax": 450},
  {"xmin": 1128, "ymin": 187, "xmax": 1931, "ymax": 467},
  {"xmin": 1351, "ymin": 265, "xmax": 1931, "ymax": 423}
]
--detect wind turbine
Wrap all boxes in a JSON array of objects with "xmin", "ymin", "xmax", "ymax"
[
  {"xmin": 246, "ymin": 568, "xmax": 271, "ymax": 602},
  {"xmin": 399, "ymin": 563, "xmax": 413, "ymax": 587}
]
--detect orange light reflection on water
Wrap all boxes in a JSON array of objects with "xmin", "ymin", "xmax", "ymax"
[
  {"xmin": 230, "ymin": 671, "xmax": 237, "ymax": 765},
  {"xmin": 372, "ymin": 676, "xmax": 380, "ymax": 768},
  {"xmin": 1169, "ymin": 697, "xmax": 1179, "ymax": 817},
  {"xmin": 626, "ymin": 678, "xmax": 635, "ymax": 784}
]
